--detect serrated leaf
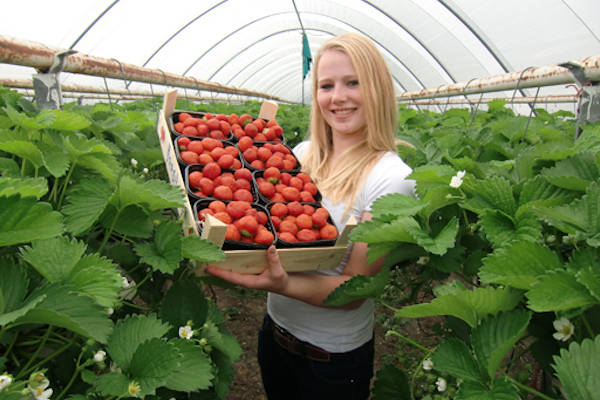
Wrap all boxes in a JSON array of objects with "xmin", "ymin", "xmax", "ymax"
[
  {"xmin": 552, "ymin": 335, "xmax": 600, "ymax": 400},
  {"xmin": 541, "ymin": 152, "xmax": 599, "ymax": 191},
  {"xmin": 479, "ymin": 210, "xmax": 541, "ymax": 249},
  {"xmin": 4, "ymin": 105, "xmax": 53, "ymax": 129},
  {"xmin": 134, "ymin": 222, "xmax": 182, "ymax": 273},
  {"xmin": 324, "ymin": 267, "xmax": 390, "ymax": 306},
  {"xmin": 200, "ymin": 321, "xmax": 242, "ymax": 362},
  {"xmin": 114, "ymin": 175, "xmax": 186, "ymax": 211},
  {"xmin": 182, "ymin": 235, "xmax": 226, "ymax": 263},
  {"xmin": 159, "ymin": 280, "xmax": 209, "ymax": 331},
  {"xmin": 533, "ymin": 181, "xmax": 600, "ymax": 244},
  {"xmin": 576, "ymin": 266, "xmax": 600, "ymax": 301},
  {"xmin": 210, "ymin": 348, "xmax": 235, "ymax": 399},
  {"xmin": 349, "ymin": 217, "xmax": 417, "ymax": 244},
  {"xmin": 14, "ymin": 284, "xmax": 113, "ymax": 342},
  {"xmin": 62, "ymin": 178, "xmax": 113, "ymax": 235},
  {"xmin": 94, "ymin": 372, "xmax": 130, "ymax": 397},
  {"xmin": 19, "ymin": 236, "xmax": 87, "ymax": 282},
  {"xmin": 366, "ymin": 241, "xmax": 400, "ymax": 264},
  {"xmin": 0, "ymin": 157, "xmax": 20, "ymax": 176},
  {"xmin": 371, "ymin": 363, "xmax": 411, "ymax": 400},
  {"xmin": 406, "ymin": 216, "xmax": 458, "ymax": 255},
  {"xmin": 67, "ymin": 254, "xmax": 123, "ymax": 308},
  {"xmin": 370, "ymin": 193, "xmax": 424, "ymax": 218},
  {"xmin": 0, "ymin": 195, "xmax": 63, "ymax": 246},
  {"xmin": 77, "ymin": 152, "xmax": 121, "ymax": 184},
  {"xmin": 164, "ymin": 338, "xmax": 213, "ymax": 391},
  {"xmin": 419, "ymin": 185, "xmax": 460, "ymax": 220},
  {"xmin": 101, "ymin": 204, "xmax": 154, "ymax": 238},
  {"xmin": 471, "ymin": 310, "xmax": 531, "ymax": 379},
  {"xmin": 41, "ymin": 142, "xmax": 70, "ymax": 177},
  {"xmin": 395, "ymin": 286, "xmax": 523, "ymax": 327},
  {"xmin": 44, "ymin": 109, "xmax": 91, "ymax": 131},
  {"xmin": 526, "ymin": 270, "xmax": 597, "ymax": 312},
  {"xmin": 517, "ymin": 175, "xmax": 577, "ymax": 216},
  {"xmin": 107, "ymin": 314, "xmax": 171, "ymax": 371},
  {"xmin": 0, "ymin": 140, "xmax": 44, "ymax": 168},
  {"xmin": 0, "ymin": 176, "xmax": 48, "ymax": 199},
  {"xmin": 479, "ymin": 242, "xmax": 561, "ymax": 289},
  {"xmin": 0, "ymin": 293, "xmax": 46, "ymax": 326},
  {"xmin": 0, "ymin": 262, "xmax": 28, "ymax": 313},
  {"xmin": 431, "ymin": 338, "xmax": 484, "ymax": 382},
  {"xmin": 129, "ymin": 338, "xmax": 181, "ymax": 397},
  {"xmin": 456, "ymin": 377, "xmax": 520, "ymax": 400},
  {"xmin": 461, "ymin": 176, "xmax": 517, "ymax": 216}
]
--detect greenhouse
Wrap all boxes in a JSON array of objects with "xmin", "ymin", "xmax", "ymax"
[{"xmin": 1, "ymin": 1, "xmax": 600, "ymax": 399}]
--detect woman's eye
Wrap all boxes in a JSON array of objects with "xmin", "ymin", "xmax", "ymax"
[
  {"xmin": 320, "ymin": 83, "xmax": 333, "ymax": 90},
  {"xmin": 348, "ymin": 80, "xmax": 359, "ymax": 87}
]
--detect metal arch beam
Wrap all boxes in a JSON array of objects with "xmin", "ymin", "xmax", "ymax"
[
  {"xmin": 205, "ymin": 25, "xmax": 419, "ymax": 90},
  {"xmin": 359, "ymin": 0, "xmax": 457, "ymax": 83},
  {"xmin": 69, "ymin": 0, "xmax": 120, "ymax": 50},
  {"xmin": 141, "ymin": 0, "xmax": 231, "ymax": 67}
]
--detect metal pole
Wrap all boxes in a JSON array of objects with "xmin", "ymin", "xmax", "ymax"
[
  {"xmin": 397, "ymin": 55, "xmax": 600, "ymax": 101},
  {"xmin": 0, "ymin": 34, "xmax": 291, "ymax": 102}
]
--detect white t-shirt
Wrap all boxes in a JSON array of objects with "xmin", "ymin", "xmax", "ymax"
[{"xmin": 267, "ymin": 141, "xmax": 416, "ymax": 353}]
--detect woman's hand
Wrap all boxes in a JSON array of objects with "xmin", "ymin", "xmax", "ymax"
[{"xmin": 205, "ymin": 245, "xmax": 289, "ymax": 293}]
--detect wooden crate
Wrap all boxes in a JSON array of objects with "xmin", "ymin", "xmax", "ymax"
[{"xmin": 157, "ymin": 89, "xmax": 356, "ymax": 275}]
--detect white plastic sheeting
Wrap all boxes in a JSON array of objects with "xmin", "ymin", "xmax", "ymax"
[{"xmin": 1, "ymin": 0, "xmax": 599, "ymax": 108}]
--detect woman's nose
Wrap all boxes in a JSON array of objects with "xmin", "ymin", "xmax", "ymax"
[{"xmin": 331, "ymin": 84, "xmax": 346, "ymax": 102}]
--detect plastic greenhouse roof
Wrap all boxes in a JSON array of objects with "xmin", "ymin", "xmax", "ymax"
[{"xmin": 1, "ymin": 0, "xmax": 599, "ymax": 108}]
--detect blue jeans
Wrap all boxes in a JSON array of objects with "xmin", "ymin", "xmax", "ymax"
[{"xmin": 258, "ymin": 314, "xmax": 374, "ymax": 400}]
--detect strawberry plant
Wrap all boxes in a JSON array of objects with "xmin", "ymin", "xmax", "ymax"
[
  {"xmin": 326, "ymin": 101, "xmax": 600, "ymax": 399},
  {"xmin": 0, "ymin": 86, "xmax": 248, "ymax": 399}
]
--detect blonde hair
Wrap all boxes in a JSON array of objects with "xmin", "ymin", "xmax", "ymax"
[{"xmin": 301, "ymin": 33, "xmax": 398, "ymax": 212}]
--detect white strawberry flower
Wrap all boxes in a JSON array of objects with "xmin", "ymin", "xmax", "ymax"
[
  {"xmin": 0, "ymin": 374, "xmax": 12, "ymax": 391},
  {"xmin": 436, "ymin": 377, "xmax": 447, "ymax": 392},
  {"xmin": 31, "ymin": 386, "xmax": 52, "ymax": 400},
  {"xmin": 553, "ymin": 317, "xmax": 574, "ymax": 341},
  {"xmin": 449, "ymin": 170, "xmax": 466, "ymax": 188},
  {"xmin": 143, "ymin": 167, "xmax": 149, "ymax": 174},
  {"xmin": 128, "ymin": 381, "xmax": 141, "ymax": 397},
  {"xmin": 179, "ymin": 325, "xmax": 194, "ymax": 340},
  {"xmin": 93, "ymin": 350, "xmax": 106, "ymax": 363},
  {"xmin": 422, "ymin": 358, "xmax": 433, "ymax": 371},
  {"xmin": 130, "ymin": 158, "xmax": 138, "ymax": 168}
]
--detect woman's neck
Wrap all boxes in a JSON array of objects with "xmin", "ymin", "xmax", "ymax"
[{"xmin": 330, "ymin": 131, "xmax": 365, "ymax": 162}]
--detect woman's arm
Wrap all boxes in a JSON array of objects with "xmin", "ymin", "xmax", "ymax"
[{"xmin": 205, "ymin": 210, "xmax": 383, "ymax": 309}]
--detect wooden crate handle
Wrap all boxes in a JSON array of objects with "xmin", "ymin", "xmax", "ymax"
[{"xmin": 258, "ymin": 100, "xmax": 278, "ymax": 120}]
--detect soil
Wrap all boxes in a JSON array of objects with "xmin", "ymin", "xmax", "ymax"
[{"xmin": 207, "ymin": 285, "xmax": 401, "ymax": 400}]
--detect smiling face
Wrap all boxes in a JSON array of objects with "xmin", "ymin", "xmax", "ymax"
[{"xmin": 316, "ymin": 49, "xmax": 366, "ymax": 141}]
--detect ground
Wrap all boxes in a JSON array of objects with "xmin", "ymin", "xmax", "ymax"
[{"xmin": 207, "ymin": 285, "xmax": 401, "ymax": 400}]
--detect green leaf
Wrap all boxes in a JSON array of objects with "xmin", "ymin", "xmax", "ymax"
[
  {"xmin": 479, "ymin": 242, "xmax": 562, "ymax": 289},
  {"xmin": 200, "ymin": 321, "xmax": 242, "ymax": 362},
  {"xmin": 0, "ymin": 293, "xmax": 46, "ymax": 327},
  {"xmin": 159, "ymin": 280, "xmax": 209, "ymax": 331},
  {"xmin": 576, "ymin": 266, "xmax": 600, "ymax": 302},
  {"xmin": 395, "ymin": 286, "xmax": 523, "ymax": 327},
  {"xmin": 324, "ymin": 267, "xmax": 390, "ymax": 306},
  {"xmin": 0, "ymin": 176, "xmax": 48, "ymax": 199},
  {"xmin": 66, "ymin": 254, "xmax": 123, "ymax": 308},
  {"xmin": 113, "ymin": 175, "xmax": 186, "ymax": 211},
  {"xmin": 552, "ymin": 335, "xmax": 600, "ymax": 400},
  {"xmin": 134, "ymin": 222, "xmax": 182, "ymax": 273},
  {"xmin": 419, "ymin": 185, "xmax": 460, "ymax": 220},
  {"xmin": 62, "ymin": 178, "xmax": 113, "ymax": 235},
  {"xmin": 533, "ymin": 181, "xmax": 600, "ymax": 245},
  {"xmin": 541, "ymin": 152, "xmax": 599, "ymax": 191},
  {"xmin": 182, "ymin": 235, "xmax": 226, "ymax": 263},
  {"xmin": 371, "ymin": 363, "xmax": 411, "ymax": 400},
  {"xmin": 40, "ymin": 142, "xmax": 70, "ymax": 178},
  {"xmin": 517, "ymin": 175, "xmax": 578, "ymax": 215},
  {"xmin": 349, "ymin": 217, "xmax": 417, "ymax": 244},
  {"xmin": 462, "ymin": 176, "xmax": 517, "ymax": 216},
  {"xmin": 405, "ymin": 216, "xmax": 458, "ymax": 255},
  {"xmin": 479, "ymin": 211, "xmax": 541, "ymax": 249},
  {"xmin": 456, "ymin": 377, "xmax": 520, "ymax": 400},
  {"xmin": 44, "ymin": 109, "xmax": 91, "ymax": 131},
  {"xmin": 471, "ymin": 310, "xmax": 531, "ymax": 379},
  {"xmin": 19, "ymin": 236, "xmax": 87, "ymax": 282},
  {"xmin": 107, "ymin": 314, "xmax": 171, "ymax": 371},
  {"xmin": 164, "ymin": 338, "xmax": 214, "ymax": 391},
  {"xmin": 0, "ymin": 195, "xmax": 63, "ymax": 246},
  {"xmin": 0, "ymin": 140, "xmax": 44, "ymax": 168},
  {"xmin": 129, "ymin": 338, "xmax": 181, "ymax": 397},
  {"xmin": 101, "ymin": 205, "xmax": 154, "ymax": 238},
  {"xmin": 209, "ymin": 348, "xmax": 235, "ymax": 400},
  {"xmin": 431, "ymin": 338, "xmax": 484, "ymax": 382},
  {"xmin": 370, "ymin": 193, "xmax": 424, "ymax": 218},
  {"xmin": 77, "ymin": 152, "xmax": 121, "ymax": 184},
  {"xmin": 14, "ymin": 283, "xmax": 113, "ymax": 343},
  {"xmin": 94, "ymin": 372, "xmax": 130, "ymax": 397},
  {"xmin": 526, "ymin": 270, "xmax": 597, "ymax": 312},
  {"xmin": 0, "ymin": 156, "xmax": 20, "ymax": 176},
  {"xmin": 0, "ymin": 262, "xmax": 28, "ymax": 313}
]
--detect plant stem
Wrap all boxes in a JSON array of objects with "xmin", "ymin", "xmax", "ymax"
[
  {"xmin": 55, "ymin": 343, "xmax": 89, "ymax": 400},
  {"xmin": 22, "ymin": 335, "xmax": 76, "ymax": 379},
  {"xmin": 378, "ymin": 299, "xmax": 400, "ymax": 313},
  {"xmin": 581, "ymin": 313, "xmax": 594, "ymax": 338},
  {"xmin": 386, "ymin": 329, "xmax": 430, "ymax": 352},
  {"xmin": 506, "ymin": 375, "xmax": 555, "ymax": 400},
  {"xmin": 16, "ymin": 325, "xmax": 53, "ymax": 379},
  {"xmin": 57, "ymin": 161, "xmax": 76, "ymax": 209},
  {"xmin": 98, "ymin": 208, "xmax": 121, "ymax": 254}
]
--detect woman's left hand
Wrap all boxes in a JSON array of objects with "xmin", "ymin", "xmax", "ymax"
[{"xmin": 205, "ymin": 245, "xmax": 289, "ymax": 293}]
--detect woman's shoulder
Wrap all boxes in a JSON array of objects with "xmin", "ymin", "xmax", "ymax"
[
  {"xmin": 292, "ymin": 140, "xmax": 310, "ymax": 158},
  {"xmin": 371, "ymin": 151, "xmax": 412, "ymax": 178}
]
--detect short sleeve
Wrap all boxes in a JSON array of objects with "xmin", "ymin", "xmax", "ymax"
[{"xmin": 360, "ymin": 152, "xmax": 416, "ymax": 212}]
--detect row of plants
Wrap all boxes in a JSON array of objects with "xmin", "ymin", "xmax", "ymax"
[
  {"xmin": 0, "ymin": 87, "xmax": 313, "ymax": 399},
  {"xmin": 326, "ymin": 101, "xmax": 600, "ymax": 399}
]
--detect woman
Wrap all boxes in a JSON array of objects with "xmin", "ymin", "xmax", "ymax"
[{"xmin": 206, "ymin": 32, "xmax": 415, "ymax": 399}]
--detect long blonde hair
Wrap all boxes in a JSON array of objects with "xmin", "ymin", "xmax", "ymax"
[{"xmin": 301, "ymin": 33, "xmax": 398, "ymax": 211}]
